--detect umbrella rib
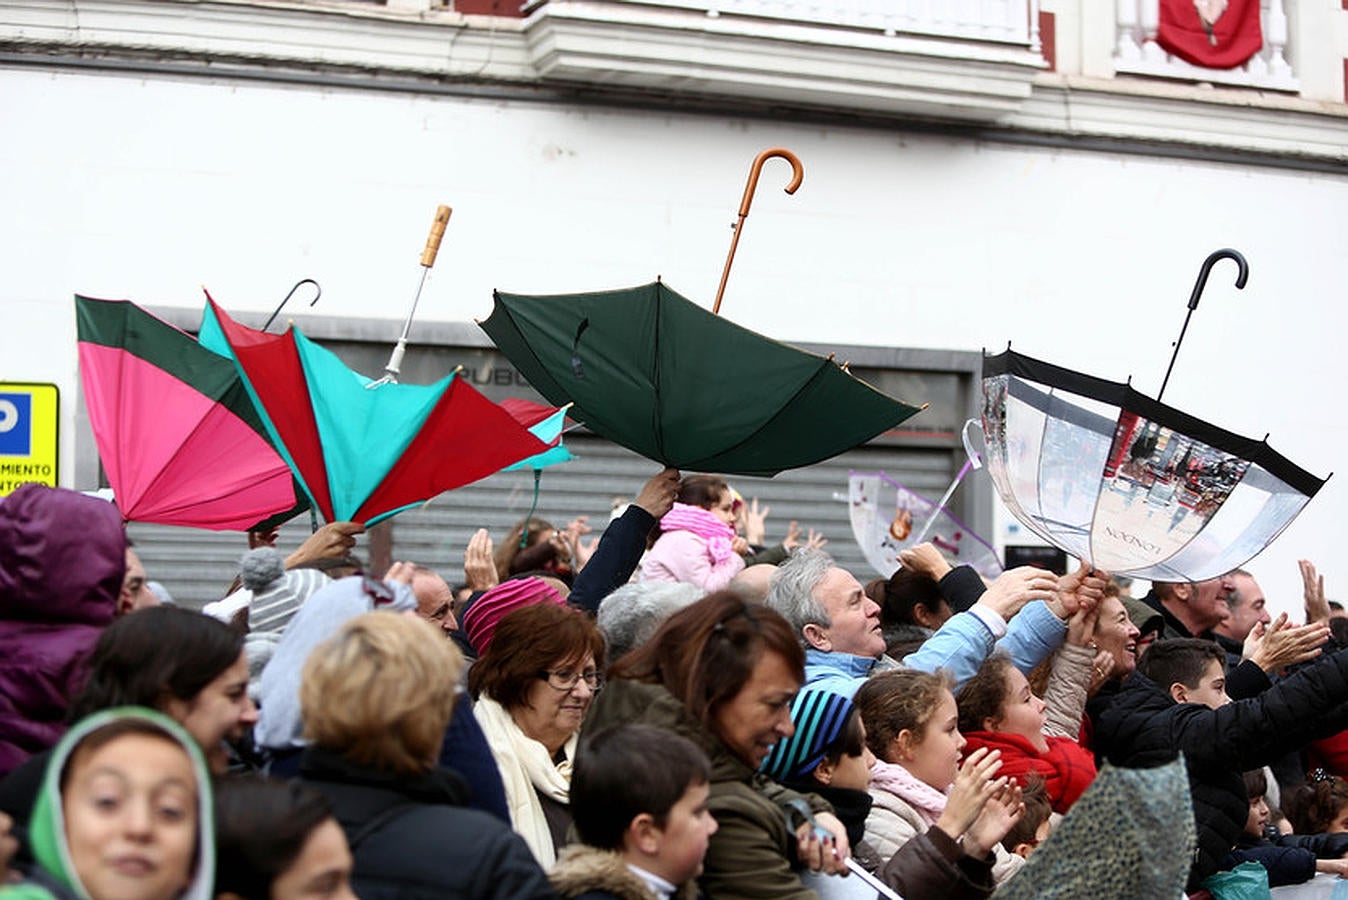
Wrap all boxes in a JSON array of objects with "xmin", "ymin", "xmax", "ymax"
[{"xmin": 651, "ymin": 284, "xmax": 666, "ymax": 465}]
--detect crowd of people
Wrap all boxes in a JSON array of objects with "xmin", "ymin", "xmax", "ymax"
[{"xmin": 2, "ymin": 470, "xmax": 1348, "ymax": 899}]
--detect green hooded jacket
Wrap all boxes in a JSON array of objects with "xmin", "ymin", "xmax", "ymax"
[
  {"xmin": 583, "ymin": 679, "xmax": 832, "ymax": 900},
  {"xmin": 2, "ymin": 708, "xmax": 215, "ymax": 900}
]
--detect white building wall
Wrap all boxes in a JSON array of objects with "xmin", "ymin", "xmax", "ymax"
[{"xmin": 3, "ymin": 64, "xmax": 1346, "ymax": 615}]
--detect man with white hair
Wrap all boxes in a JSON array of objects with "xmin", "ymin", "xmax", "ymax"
[
  {"xmin": 595, "ymin": 581, "xmax": 702, "ymax": 662},
  {"xmin": 764, "ymin": 549, "xmax": 1099, "ymax": 696}
]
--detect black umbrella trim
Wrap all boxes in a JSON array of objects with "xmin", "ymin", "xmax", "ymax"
[{"xmin": 982, "ymin": 348, "xmax": 1327, "ymax": 498}]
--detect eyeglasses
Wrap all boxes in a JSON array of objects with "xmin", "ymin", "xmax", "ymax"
[{"xmin": 538, "ymin": 667, "xmax": 603, "ymax": 692}]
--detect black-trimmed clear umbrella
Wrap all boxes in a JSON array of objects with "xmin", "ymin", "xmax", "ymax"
[{"xmin": 980, "ymin": 249, "xmax": 1328, "ymax": 581}]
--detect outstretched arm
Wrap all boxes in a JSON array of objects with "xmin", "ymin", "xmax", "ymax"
[{"xmin": 568, "ymin": 468, "xmax": 678, "ymax": 614}]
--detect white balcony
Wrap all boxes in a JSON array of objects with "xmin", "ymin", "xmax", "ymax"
[
  {"xmin": 521, "ymin": 0, "xmax": 1047, "ymax": 122},
  {"xmin": 1113, "ymin": 0, "xmax": 1297, "ymax": 91},
  {"xmin": 557, "ymin": 0, "xmax": 1041, "ymax": 46}
]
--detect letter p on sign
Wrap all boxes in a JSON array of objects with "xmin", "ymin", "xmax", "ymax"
[{"xmin": 0, "ymin": 394, "xmax": 31, "ymax": 455}]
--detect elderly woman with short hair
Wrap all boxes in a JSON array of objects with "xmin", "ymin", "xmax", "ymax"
[
  {"xmin": 469, "ymin": 602, "xmax": 606, "ymax": 867},
  {"xmin": 297, "ymin": 611, "xmax": 554, "ymax": 900}
]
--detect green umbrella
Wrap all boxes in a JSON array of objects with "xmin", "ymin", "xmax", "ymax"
[{"xmin": 480, "ymin": 279, "xmax": 925, "ymax": 476}]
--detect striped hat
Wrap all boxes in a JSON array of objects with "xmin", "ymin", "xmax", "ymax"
[{"xmin": 759, "ymin": 687, "xmax": 856, "ymax": 783}]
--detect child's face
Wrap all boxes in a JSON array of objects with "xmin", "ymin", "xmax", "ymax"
[
  {"xmin": 62, "ymin": 733, "xmax": 198, "ymax": 900},
  {"xmin": 825, "ymin": 720, "xmax": 877, "ymax": 793},
  {"xmin": 904, "ymin": 690, "xmax": 965, "ymax": 792},
  {"xmin": 995, "ymin": 666, "xmax": 1047, "ymax": 743},
  {"xmin": 1244, "ymin": 794, "xmax": 1271, "ymax": 838},
  {"xmin": 1329, "ymin": 804, "xmax": 1348, "ymax": 834},
  {"xmin": 651, "ymin": 780, "xmax": 718, "ymax": 885},
  {"xmin": 709, "ymin": 491, "xmax": 737, "ymax": 527},
  {"xmin": 1182, "ymin": 659, "xmax": 1231, "ymax": 710}
]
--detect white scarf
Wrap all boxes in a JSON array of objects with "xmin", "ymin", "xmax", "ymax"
[{"xmin": 473, "ymin": 694, "xmax": 576, "ymax": 868}]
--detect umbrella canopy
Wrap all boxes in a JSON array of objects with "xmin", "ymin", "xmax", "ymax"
[
  {"xmin": 480, "ymin": 281, "xmax": 925, "ymax": 476},
  {"xmin": 199, "ymin": 298, "xmax": 552, "ymax": 526},
  {"xmin": 75, "ymin": 295, "xmax": 306, "ymax": 531},
  {"xmin": 498, "ymin": 398, "xmax": 575, "ymax": 472},
  {"xmin": 848, "ymin": 470, "xmax": 1002, "ymax": 580},
  {"xmin": 980, "ymin": 347, "xmax": 1327, "ymax": 580}
]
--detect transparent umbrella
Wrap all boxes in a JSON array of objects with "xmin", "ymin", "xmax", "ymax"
[{"xmin": 980, "ymin": 249, "xmax": 1328, "ymax": 581}]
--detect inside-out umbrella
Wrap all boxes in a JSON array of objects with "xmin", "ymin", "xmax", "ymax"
[
  {"xmin": 482, "ymin": 280, "xmax": 924, "ymax": 476},
  {"xmin": 480, "ymin": 148, "xmax": 925, "ymax": 477},
  {"xmin": 980, "ymin": 249, "xmax": 1328, "ymax": 580},
  {"xmin": 498, "ymin": 398, "xmax": 575, "ymax": 473},
  {"xmin": 199, "ymin": 297, "xmax": 552, "ymax": 526},
  {"xmin": 75, "ymin": 295, "xmax": 307, "ymax": 531}
]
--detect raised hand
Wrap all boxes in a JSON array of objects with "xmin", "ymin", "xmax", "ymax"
[
  {"xmin": 635, "ymin": 468, "xmax": 681, "ymax": 520},
  {"xmin": 899, "ymin": 542, "xmax": 953, "ymax": 581},
  {"xmin": 1088, "ymin": 650, "xmax": 1116, "ymax": 695},
  {"xmin": 1302, "ymin": 559, "xmax": 1330, "ymax": 625},
  {"xmin": 285, "ymin": 521, "xmax": 364, "ymax": 569},
  {"xmin": 1048, "ymin": 561, "xmax": 1108, "ymax": 620},
  {"xmin": 980, "ymin": 567, "xmax": 1060, "ymax": 621},
  {"xmin": 1067, "ymin": 596, "xmax": 1102, "ymax": 647},
  {"xmin": 463, "ymin": 527, "xmax": 498, "ymax": 592},
  {"xmin": 1246, "ymin": 612, "xmax": 1330, "ymax": 673},
  {"xmin": 963, "ymin": 782, "xmax": 1025, "ymax": 859},
  {"xmin": 742, "ymin": 498, "xmax": 769, "ymax": 546},
  {"xmin": 935, "ymin": 747, "xmax": 1005, "ymax": 841}
]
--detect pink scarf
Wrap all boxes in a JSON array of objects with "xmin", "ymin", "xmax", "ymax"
[
  {"xmin": 869, "ymin": 759, "xmax": 949, "ymax": 827},
  {"xmin": 659, "ymin": 502, "xmax": 736, "ymax": 564}
]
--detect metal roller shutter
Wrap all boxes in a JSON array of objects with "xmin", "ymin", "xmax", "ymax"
[
  {"xmin": 127, "ymin": 433, "xmax": 968, "ymax": 608},
  {"xmin": 114, "ymin": 310, "xmax": 987, "ymax": 608}
]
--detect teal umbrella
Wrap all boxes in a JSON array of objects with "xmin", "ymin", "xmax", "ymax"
[{"xmin": 480, "ymin": 280, "xmax": 925, "ymax": 476}]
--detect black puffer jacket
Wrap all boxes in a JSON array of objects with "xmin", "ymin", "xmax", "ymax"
[
  {"xmin": 1094, "ymin": 650, "xmax": 1348, "ymax": 891},
  {"xmin": 300, "ymin": 747, "xmax": 558, "ymax": 900}
]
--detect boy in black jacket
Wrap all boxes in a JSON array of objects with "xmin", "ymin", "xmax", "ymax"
[{"xmin": 1093, "ymin": 638, "xmax": 1348, "ymax": 892}]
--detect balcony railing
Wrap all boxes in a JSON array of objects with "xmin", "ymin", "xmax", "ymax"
[
  {"xmin": 1113, "ymin": 0, "xmax": 1296, "ymax": 91},
  {"xmin": 533, "ymin": 0, "xmax": 1041, "ymax": 47}
]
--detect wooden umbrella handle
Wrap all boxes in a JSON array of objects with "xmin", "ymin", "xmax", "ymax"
[
  {"xmin": 713, "ymin": 148, "xmax": 803, "ymax": 315},
  {"xmin": 420, "ymin": 205, "xmax": 453, "ymax": 267},
  {"xmin": 737, "ymin": 148, "xmax": 803, "ymax": 218}
]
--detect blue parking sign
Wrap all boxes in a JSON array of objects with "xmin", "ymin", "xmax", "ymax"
[{"xmin": 0, "ymin": 393, "xmax": 31, "ymax": 456}]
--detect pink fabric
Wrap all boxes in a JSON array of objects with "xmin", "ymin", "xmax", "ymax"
[
  {"xmin": 659, "ymin": 503, "xmax": 735, "ymax": 564},
  {"xmin": 79, "ymin": 344, "xmax": 297, "ymax": 530},
  {"xmin": 462, "ymin": 577, "xmax": 565, "ymax": 654},
  {"xmin": 870, "ymin": 759, "xmax": 948, "ymax": 828},
  {"xmin": 640, "ymin": 530, "xmax": 745, "ymax": 593}
]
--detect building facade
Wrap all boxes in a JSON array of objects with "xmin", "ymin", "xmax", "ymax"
[{"xmin": 3, "ymin": 0, "xmax": 1345, "ymax": 607}]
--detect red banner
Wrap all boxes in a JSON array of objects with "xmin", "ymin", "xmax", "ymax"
[{"xmin": 1157, "ymin": 0, "xmax": 1263, "ymax": 70}]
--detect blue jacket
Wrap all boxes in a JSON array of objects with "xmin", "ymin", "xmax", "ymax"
[
  {"xmin": 905, "ymin": 600, "xmax": 1066, "ymax": 689},
  {"xmin": 803, "ymin": 600, "xmax": 1067, "ymax": 696}
]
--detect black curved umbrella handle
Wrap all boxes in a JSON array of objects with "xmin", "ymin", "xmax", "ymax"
[
  {"xmin": 1158, "ymin": 249, "xmax": 1248, "ymax": 402},
  {"xmin": 1187, "ymin": 248, "xmax": 1249, "ymax": 311},
  {"xmin": 262, "ymin": 278, "xmax": 321, "ymax": 332}
]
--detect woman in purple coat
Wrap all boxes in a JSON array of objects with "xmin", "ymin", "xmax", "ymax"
[{"xmin": 0, "ymin": 484, "xmax": 124, "ymax": 778}]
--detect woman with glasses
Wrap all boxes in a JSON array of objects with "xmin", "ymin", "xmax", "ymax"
[
  {"xmin": 582, "ymin": 591, "xmax": 852, "ymax": 899},
  {"xmin": 468, "ymin": 602, "xmax": 606, "ymax": 867}
]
